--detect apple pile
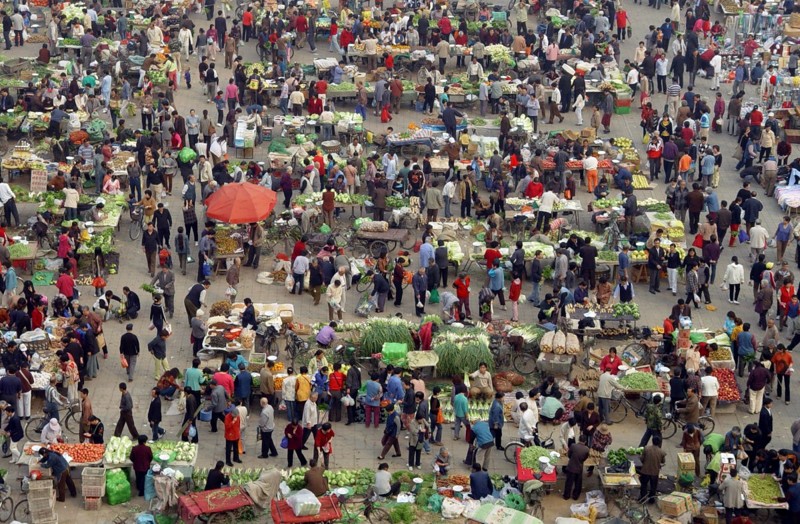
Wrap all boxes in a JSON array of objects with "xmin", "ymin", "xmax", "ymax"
[{"xmin": 711, "ymin": 368, "xmax": 741, "ymax": 401}]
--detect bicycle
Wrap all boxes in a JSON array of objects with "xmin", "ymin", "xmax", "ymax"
[
  {"xmin": 284, "ymin": 328, "xmax": 309, "ymax": 369},
  {"xmin": 10, "ymin": 476, "xmax": 32, "ymax": 523},
  {"xmin": 128, "ymin": 205, "xmax": 144, "ymax": 241},
  {"xmin": 615, "ymin": 490, "xmax": 657, "ymax": 524},
  {"xmin": 661, "ymin": 410, "xmax": 715, "ymax": 440},
  {"xmin": 25, "ymin": 400, "xmax": 82, "ymax": 442},
  {"xmin": 338, "ymin": 489, "xmax": 391, "ymax": 524},
  {"xmin": 607, "ymin": 391, "xmax": 652, "ymax": 424},
  {"xmin": 0, "ymin": 480, "xmax": 13, "ymax": 522},
  {"xmin": 503, "ymin": 429, "xmax": 554, "ymax": 464},
  {"xmin": 491, "ymin": 340, "xmax": 536, "ymax": 375},
  {"xmin": 254, "ymin": 322, "xmax": 281, "ymax": 357}
]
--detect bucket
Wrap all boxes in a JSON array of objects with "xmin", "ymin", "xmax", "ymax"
[{"xmin": 198, "ymin": 409, "xmax": 212, "ymax": 422}]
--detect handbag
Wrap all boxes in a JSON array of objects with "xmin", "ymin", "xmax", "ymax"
[
  {"xmin": 693, "ymin": 293, "xmax": 701, "ymax": 303},
  {"xmin": 692, "ymin": 234, "xmax": 704, "ymax": 248},
  {"xmin": 280, "ymin": 436, "xmax": 289, "ymax": 449},
  {"xmin": 739, "ymin": 229, "xmax": 750, "ymax": 243},
  {"xmin": 92, "ymin": 275, "xmax": 107, "ymax": 288},
  {"xmin": 436, "ymin": 409, "xmax": 444, "ymax": 424}
]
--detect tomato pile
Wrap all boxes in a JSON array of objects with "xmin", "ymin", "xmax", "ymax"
[
  {"xmin": 48, "ymin": 443, "xmax": 105, "ymax": 463},
  {"xmin": 711, "ymin": 368, "xmax": 741, "ymax": 401}
]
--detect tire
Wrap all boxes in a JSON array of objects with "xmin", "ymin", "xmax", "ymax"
[
  {"xmin": 608, "ymin": 400, "xmax": 628, "ymax": 424},
  {"xmin": 366, "ymin": 507, "xmax": 392, "ymax": 524},
  {"xmin": 503, "ymin": 442, "xmax": 522, "ymax": 463},
  {"xmin": 661, "ymin": 419, "xmax": 678, "ymax": 440},
  {"xmin": 369, "ymin": 240, "xmax": 388, "ymax": 258},
  {"xmin": 401, "ymin": 235, "xmax": 416, "ymax": 250},
  {"xmin": 697, "ymin": 416, "xmax": 715, "ymax": 438},
  {"xmin": 25, "ymin": 417, "xmax": 45, "ymax": 442},
  {"xmin": 512, "ymin": 353, "xmax": 536, "ymax": 375},
  {"xmin": 356, "ymin": 277, "xmax": 372, "ymax": 294},
  {"xmin": 0, "ymin": 496, "xmax": 13, "ymax": 522},
  {"xmin": 13, "ymin": 500, "xmax": 28, "ymax": 523},
  {"xmin": 352, "ymin": 244, "xmax": 369, "ymax": 259},
  {"xmin": 129, "ymin": 220, "xmax": 142, "ymax": 241},
  {"xmin": 65, "ymin": 409, "xmax": 81, "ymax": 435}
]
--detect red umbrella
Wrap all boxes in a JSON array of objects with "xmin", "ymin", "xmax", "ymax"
[{"xmin": 205, "ymin": 183, "xmax": 278, "ymax": 224}]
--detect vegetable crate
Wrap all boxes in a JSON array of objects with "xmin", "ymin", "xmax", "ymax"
[
  {"xmin": 28, "ymin": 479, "xmax": 54, "ymax": 501},
  {"xmin": 247, "ymin": 353, "xmax": 267, "ymax": 372},
  {"xmin": 84, "ymin": 496, "xmax": 102, "ymax": 511},
  {"xmin": 81, "ymin": 467, "xmax": 106, "ymax": 498},
  {"xmin": 29, "ymin": 490, "xmax": 56, "ymax": 521}
]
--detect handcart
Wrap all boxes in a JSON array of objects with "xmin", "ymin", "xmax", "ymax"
[
  {"xmin": 515, "ymin": 447, "xmax": 558, "ymax": 494},
  {"xmin": 271, "ymin": 495, "xmax": 342, "ymax": 524},
  {"xmin": 351, "ymin": 228, "xmax": 411, "ymax": 258},
  {"xmin": 178, "ymin": 486, "xmax": 255, "ymax": 523},
  {"xmin": 386, "ymin": 136, "xmax": 434, "ymax": 156}
]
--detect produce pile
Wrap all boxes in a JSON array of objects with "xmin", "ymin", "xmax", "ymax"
[
  {"xmin": 76, "ymin": 228, "xmax": 115, "ymax": 255},
  {"xmin": 215, "ymin": 230, "xmax": 243, "ymax": 256},
  {"xmin": 639, "ymin": 198, "xmax": 671, "ymax": 212},
  {"xmin": 284, "ymin": 467, "xmax": 376, "ymax": 493},
  {"xmin": 436, "ymin": 475, "xmax": 470, "ymax": 488},
  {"xmin": 540, "ymin": 330, "xmax": 580, "ymax": 355},
  {"xmin": 598, "ymin": 250, "xmax": 617, "ymax": 262},
  {"xmin": 747, "ymin": 475, "xmax": 783, "ymax": 505},
  {"xmin": 612, "ymin": 303, "xmax": 640, "ymax": 319},
  {"xmin": 627, "ymin": 249, "xmax": 648, "ymax": 262},
  {"xmin": 210, "ymin": 300, "xmax": 233, "ymax": 317},
  {"xmin": 710, "ymin": 368, "xmax": 740, "ymax": 401},
  {"xmin": 594, "ymin": 198, "xmax": 623, "ymax": 209},
  {"xmin": 518, "ymin": 446, "xmax": 553, "ymax": 471},
  {"xmin": 708, "ymin": 347, "xmax": 733, "ymax": 361},
  {"xmin": 507, "ymin": 325, "xmax": 546, "ymax": 346},
  {"xmin": 25, "ymin": 442, "xmax": 104, "ymax": 463},
  {"xmin": 433, "ymin": 330, "xmax": 493, "ymax": 377},
  {"xmin": 607, "ymin": 447, "xmax": 643, "ymax": 466},
  {"xmin": 149, "ymin": 440, "xmax": 197, "ymax": 462},
  {"xmin": 618, "ymin": 372, "xmax": 658, "ymax": 391},
  {"xmin": 191, "ymin": 467, "xmax": 263, "ymax": 489},
  {"xmin": 8, "ymin": 243, "xmax": 33, "ymax": 259},
  {"xmin": 631, "ymin": 174, "xmax": 650, "ymax": 190},
  {"xmin": 360, "ymin": 317, "xmax": 415, "ymax": 356},
  {"xmin": 444, "ymin": 240, "xmax": 464, "ymax": 264},
  {"xmin": 485, "ymin": 45, "xmax": 514, "ymax": 65},
  {"xmin": 386, "ymin": 195, "xmax": 410, "ymax": 209}
]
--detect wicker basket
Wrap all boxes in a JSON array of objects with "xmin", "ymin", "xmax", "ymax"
[
  {"xmin": 80, "ymin": 467, "xmax": 106, "ymax": 498},
  {"xmin": 247, "ymin": 353, "xmax": 267, "ymax": 372},
  {"xmin": 21, "ymin": 336, "xmax": 50, "ymax": 354},
  {"xmin": 791, "ymin": 12, "xmax": 800, "ymax": 28}
]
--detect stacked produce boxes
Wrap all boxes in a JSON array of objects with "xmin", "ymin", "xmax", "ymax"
[
  {"xmin": 28, "ymin": 479, "xmax": 56, "ymax": 523},
  {"xmin": 81, "ymin": 467, "xmax": 105, "ymax": 511}
]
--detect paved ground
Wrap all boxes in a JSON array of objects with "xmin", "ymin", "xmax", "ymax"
[{"xmin": 0, "ymin": 0, "xmax": 794, "ymax": 522}]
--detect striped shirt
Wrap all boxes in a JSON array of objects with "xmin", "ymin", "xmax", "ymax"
[{"xmin": 667, "ymin": 84, "xmax": 681, "ymax": 97}]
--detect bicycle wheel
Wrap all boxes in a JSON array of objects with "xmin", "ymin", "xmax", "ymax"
[
  {"xmin": 369, "ymin": 240, "xmax": 388, "ymax": 258},
  {"xmin": 400, "ymin": 234, "xmax": 416, "ymax": 250},
  {"xmin": 25, "ymin": 417, "xmax": 45, "ymax": 442},
  {"xmin": 0, "ymin": 495, "xmax": 13, "ymax": 522},
  {"xmin": 129, "ymin": 220, "xmax": 142, "ymax": 241},
  {"xmin": 608, "ymin": 399, "xmax": 628, "ymax": 424},
  {"xmin": 697, "ymin": 416, "xmax": 715, "ymax": 438},
  {"xmin": 13, "ymin": 500, "xmax": 28, "ymax": 523},
  {"xmin": 512, "ymin": 353, "xmax": 536, "ymax": 375},
  {"xmin": 530, "ymin": 501, "xmax": 544, "ymax": 522},
  {"xmin": 503, "ymin": 442, "xmax": 522, "ymax": 463},
  {"xmin": 365, "ymin": 507, "xmax": 391, "ymax": 524},
  {"xmin": 65, "ymin": 409, "xmax": 81, "ymax": 435},
  {"xmin": 661, "ymin": 418, "xmax": 678, "ymax": 440},
  {"xmin": 356, "ymin": 277, "xmax": 372, "ymax": 294}
]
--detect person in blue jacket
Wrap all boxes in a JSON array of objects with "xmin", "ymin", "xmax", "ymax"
[
  {"xmin": 489, "ymin": 392, "xmax": 505, "ymax": 451},
  {"xmin": 470, "ymin": 420, "xmax": 496, "ymax": 471},
  {"xmin": 38, "ymin": 446, "xmax": 77, "ymax": 501},
  {"xmin": 469, "ymin": 462, "xmax": 494, "ymax": 500}
]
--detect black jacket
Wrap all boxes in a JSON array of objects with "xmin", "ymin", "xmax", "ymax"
[
  {"xmin": 148, "ymin": 396, "xmax": 162, "ymax": 424},
  {"xmin": 120, "ymin": 332, "xmax": 140, "ymax": 356},
  {"xmin": 372, "ymin": 273, "xmax": 390, "ymax": 295},
  {"xmin": 759, "ymin": 406, "xmax": 773, "ymax": 437}
]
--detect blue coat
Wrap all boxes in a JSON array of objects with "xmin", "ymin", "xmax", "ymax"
[{"xmin": 489, "ymin": 400, "xmax": 504, "ymax": 429}]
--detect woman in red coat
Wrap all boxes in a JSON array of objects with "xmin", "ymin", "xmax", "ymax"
[
  {"xmin": 340, "ymin": 28, "xmax": 355, "ymax": 63},
  {"xmin": 223, "ymin": 410, "xmax": 241, "ymax": 466},
  {"xmin": 285, "ymin": 420, "xmax": 307, "ymax": 468}
]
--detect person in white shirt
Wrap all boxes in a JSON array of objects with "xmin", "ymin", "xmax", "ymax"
[
  {"xmin": 559, "ymin": 418, "xmax": 577, "ymax": 453},
  {"xmin": 442, "ymin": 179, "xmax": 456, "ymax": 218},
  {"xmin": 518, "ymin": 402, "xmax": 537, "ymax": 443},
  {"xmin": 597, "ymin": 371, "xmax": 621, "ymax": 424},
  {"xmin": 0, "ymin": 179, "xmax": 19, "ymax": 227},
  {"xmin": 709, "ymin": 52, "xmax": 722, "ymax": 90},
  {"xmin": 291, "ymin": 250, "xmax": 310, "ymax": 295},
  {"xmin": 700, "ymin": 365, "xmax": 720, "ymax": 417},
  {"xmin": 282, "ymin": 369, "xmax": 298, "ymax": 422}
]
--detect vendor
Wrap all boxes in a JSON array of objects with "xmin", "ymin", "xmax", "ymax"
[
  {"xmin": 469, "ymin": 363, "xmax": 493, "ymax": 400},
  {"xmin": 308, "ymin": 350, "xmax": 329, "ymax": 377},
  {"xmin": 303, "ymin": 459, "xmax": 329, "ymax": 496},
  {"xmin": 38, "ymin": 447, "xmax": 76, "ymax": 502},
  {"xmin": 599, "ymin": 347, "xmax": 623, "ymax": 375},
  {"xmin": 224, "ymin": 352, "xmax": 248, "ymax": 376},
  {"xmin": 316, "ymin": 321, "xmax": 337, "ymax": 348},
  {"xmin": 539, "ymin": 392, "xmax": 565, "ymax": 423},
  {"xmin": 204, "ymin": 460, "xmax": 230, "ymax": 490}
]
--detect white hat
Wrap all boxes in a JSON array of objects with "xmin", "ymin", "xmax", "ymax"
[
  {"xmin": 48, "ymin": 418, "xmax": 59, "ymax": 430},
  {"xmin": 769, "ymin": 112, "xmax": 775, "ymax": 116},
  {"xmin": 196, "ymin": 309, "xmax": 205, "ymax": 317},
  {"xmin": 19, "ymin": 344, "xmax": 27, "ymax": 352}
]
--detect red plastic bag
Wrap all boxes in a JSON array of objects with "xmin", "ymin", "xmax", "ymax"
[
  {"xmin": 120, "ymin": 356, "xmax": 129, "ymax": 369},
  {"xmin": 692, "ymin": 234, "xmax": 704, "ymax": 248}
]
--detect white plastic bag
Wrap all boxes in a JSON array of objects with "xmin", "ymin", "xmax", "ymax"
[
  {"xmin": 441, "ymin": 497, "xmax": 464, "ymax": 519},
  {"xmin": 285, "ymin": 274, "xmax": 295, "ymax": 292},
  {"xmin": 287, "ymin": 489, "xmax": 322, "ymax": 517},
  {"xmin": 341, "ymin": 394, "xmax": 355, "ymax": 407}
]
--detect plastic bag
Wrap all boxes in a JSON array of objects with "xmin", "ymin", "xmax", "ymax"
[
  {"xmin": 441, "ymin": 497, "xmax": 464, "ymax": 519},
  {"xmin": 285, "ymin": 274, "xmax": 295, "ymax": 292},
  {"xmin": 178, "ymin": 147, "xmax": 198, "ymax": 163},
  {"xmin": 342, "ymin": 394, "xmax": 354, "ymax": 407},
  {"xmin": 427, "ymin": 494, "xmax": 444, "ymax": 513},
  {"xmin": 739, "ymin": 229, "xmax": 749, "ymax": 243},
  {"xmin": 319, "ymin": 223, "xmax": 331, "ymax": 234},
  {"xmin": 429, "ymin": 289, "xmax": 440, "ymax": 304},
  {"xmin": 287, "ymin": 489, "xmax": 322, "ymax": 517}
]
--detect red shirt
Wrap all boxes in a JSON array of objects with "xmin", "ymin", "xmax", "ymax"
[
  {"xmin": 130, "ymin": 444, "xmax": 153, "ymax": 473},
  {"xmin": 284, "ymin": 423, "xmax": 304, "ymax": 450},
  {"xmin": 616, "ymin": 10, "xmax": 627, "ymax": 27},
  {"xmin": 509, "ymin": 279, "xmax": 522, "ymax": 301},
  {"xmin": 525, "ymin": 181, "xmax": 543, "ymax": 198},
  {"xmin": 55, "ymin": 274, "xmax": 74, "ymax": 298},
  {"xmin": 224, "ymin": 412, "xmax": 241, "ymax": 441},
  {"xmin": 453, "ymin": 276, "xmax": 470, "ymax": 300},
  {"xmin": 340, "ymin": 29, "xmax": 354, "ymax": 48},
  {"xmin": 213, "ymin": 371, "xmax": 234, "ymax": 397},
  {"xmin": 316, "ymin": 80, "xmax": 328, "ymax": 95},
  {"xmin": 484, "ymin": 248, "xmax": 502, "ymax": 269},
  {"xmin": 600, "ymin": 355, "xmax": 622, "ymax": 375},
  {"xmin": 314, "ymin": 429, "xmax": 334, "ymax": 449},
  {"xmin": 329, "ymin": 371, "xmax": 345, "ymax": 392},
  {"xmin": 32, "ymin": 309, "xmax": 44, "ymax": 330},
  {"xmin": 330, "ymin": 22, "xmax": 338, "ymax": 36},
  {"xmin": 750, "ymin": 109, "xmax": 763, "ymax": 127},
  {"xmin": 242, "ymin": 11, "xmax": 253, "ymax": 26},
  {"xmin": 308, "ymin": 97, "xmax": 322, "ymax": 115},
  {"xmin": 295, "ymin": 15, "xmax": 308, "ymax": 33},
  {"xmin": 438, "ymin": 17, "xmax": 451, "ymax": 34},
  {"xmin": 385, "ymin": 55, "xmax": 394, "ymax": 70},
  {"xmin": 680, "ymin": 127, "xmax": 694, "ymax": 143},
  {"xmin": 291, "ymin": 240, "xmax": 306, "ymax": 262}
]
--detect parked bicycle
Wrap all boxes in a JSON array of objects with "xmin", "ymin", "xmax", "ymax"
[
  {"xmin": 661, "ymin": 410, "xmax": 715, "ymax": 440},
  {"xmin": 338, "ymin": 488, "xmax": 391, "ymax": 524},
  {"xmin": 491, "ymin": 339, "xmax": 537, "ymax": 375},
  {"xmin": 615, "ymin": 490, "xmax": 657, "ymax": 524},
  {"xmin": 608, "ymin": 392, "xmax": 653, "ymax": 424},
  {"xmin": 25, "ymin": 400, "xmax": 82, "ymax": 442},
  {"xmin": 503, "ymin": 429, "xmax": 555, "ymax": 464}
]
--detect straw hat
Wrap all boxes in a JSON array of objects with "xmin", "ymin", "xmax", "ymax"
[{"xmin": 596, "ymin": 423, "xmax": 610, "ymax": 435}]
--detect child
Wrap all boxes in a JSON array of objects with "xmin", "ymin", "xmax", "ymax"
[
  {"xmin": 214, "ymin": 90, "xmax": 225, "ymax": 125},
  {"xmin": 479, "ymin": 284, "xmax": 494, "ymax": 322},
  {"xmin": 92, "ymin": 247, "xmax": 106, "ymax": 297},
  {"xmin": 183, "ymin": 67, "xmax": 192, "ymax": 89},
  {"xmin": 434, "ymin": 446, "xmax": 450, "ymax": 476},
  {"xmin": 453, "ymin": 272, "xmax": 471, "ymax": 320},
  {"xmin": 509, "ymin": 271, "xmax": 522, "ymax": 322},
  {"xmin": 590, "ymin": 105, "xmax": 601, "ymax": 133}
]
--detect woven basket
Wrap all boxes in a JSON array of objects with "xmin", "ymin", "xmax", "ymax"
[
  {"xmin": 22, "ymin": 336, "xmax": 50, "ymax": 354},
  {"xmin": 791, "ymin": 12, "xmax": 800, "ymax": 28}
]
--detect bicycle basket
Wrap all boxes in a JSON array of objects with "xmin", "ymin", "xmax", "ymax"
[{"xmin": 130, "ymin": 207, "xmax": 143, "ymax": 220}]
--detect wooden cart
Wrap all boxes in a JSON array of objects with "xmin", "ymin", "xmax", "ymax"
[{"xmin": 351, "ymin": 228, "xmax": 412, "ymax": 258}]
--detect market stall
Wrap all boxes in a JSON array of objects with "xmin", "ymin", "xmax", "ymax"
[
  {"xmin": 104, "ymin": 436, "xmax": 198, "ymax": 479},
  {"xmin": 180, "ymin": 486, "xmax": 256, "ymax": 523}
]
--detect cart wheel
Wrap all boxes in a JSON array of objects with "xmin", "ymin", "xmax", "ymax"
[
  {"xmin": 608, "ymin": 399, "xmax": 628, "ymax": 424},
  {"xmin": 386, "ymin": 241, "xmax": 399, "ymax": 252},
  {"xmin": 369, "ymin": 240, "xmax": 389, "ymax": 258},
  {"xmin": 352, "ymin": 244, "xmax": 370, "ymax": 259},
  {"xmin": 401, "ymin": 235, "xmax": 417, "ymax": 250}
]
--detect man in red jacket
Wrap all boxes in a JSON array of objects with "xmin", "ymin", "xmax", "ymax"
[
  {"xmin": 224, "ymin": 408, "xmax": 242, "ymax": 466},
  {"xmin": 453, "ymin": 271, "xmax": 472, "ymax": 320}
]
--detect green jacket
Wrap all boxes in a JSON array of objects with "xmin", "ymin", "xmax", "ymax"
[{"xmin": 644, "ymin": 403, "xmax": 662, "ymax": 431}]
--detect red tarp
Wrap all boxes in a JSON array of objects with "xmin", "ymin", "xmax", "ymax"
[
  {"xmin": 270, "ymin": 495, "xmax": 342, "ymax": 523},
  {"xmin": 178, "ymin": 486, "xmax": 253, "ymax": 523}
]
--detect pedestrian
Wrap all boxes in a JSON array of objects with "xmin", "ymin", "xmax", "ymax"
[
  {"xmin": 285, "ymin": 419, "xmax": 307, "ymax": 467},
  {"xmin": 257, "ymin": 397, "xmax": 278, "ymax": 459},
  {"xmin": 563, "ymin": 435, "xmax": 590, "ymax": 500},
  {"xmin": 700, "ymin": 366, "xmax": 719, "ymax": 417},
  {"xmin": 719, "ymin": 467, "xmax": 746, "ymax": 522},
  {"xmin": 377, "ymin": 404, "xmax": 402, "ymax": 460},
  {"xmin": 130, "ymin": 435, "xmax": 153, "ymax": 497},
  {"xmin": 639, "ymin": 394, "xmax": 664, "ymax": 447},
  {"xmin": 147, "ymin": 329, "xmax": 171, "ymax": 381},
  {"xmin": 639, "ymin": 435, "xmax": 666, "ymax": 503},
  {"xmin": 38, "ymin": 447, "xmax": 77, "ymax": 502},
  {"xmin": 747, "ymin": 361, "xmax": 771, "ymax": 414},
  {"xmin": 113, "ymin": 382, "xmax": 139, "ymax": 438},
  {"xmin": 489, "ymin": 392, "xmax": 505, "ymax": 451},
  {"xmin": 224, "ymin": 407, "xmax": 241, "ymax": 466},
  {"xmin": 773, "ymin": 345, "xmax": 793, "ymax": 404},
  {"xmin": 148, "ymin": 387, "xmax": 165, "ymax": 441}
]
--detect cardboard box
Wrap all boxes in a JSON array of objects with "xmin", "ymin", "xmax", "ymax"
[
  {"xmin": 701, "ymin": 506, "xmax": 719, "ymax": 524},
  {"xmin": 657, "ymin": 495, "xmax": 688, "ymax": 517},
  {"xmin": 677, "ymin": 452, "xmax": 696, "ymax": 473},
  {"xmin": 658, "ymin": 511, "xmax": 693, "ymax": 524}
]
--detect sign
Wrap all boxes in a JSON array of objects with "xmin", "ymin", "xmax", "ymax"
[{"xmin": 30, "ymin": 169, "xmax": 48, "ymax": 194}]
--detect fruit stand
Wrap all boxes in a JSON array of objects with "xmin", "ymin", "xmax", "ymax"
[
  {"xmin": 746, "ymin": 474, "xmax": 788, "ymax": 510},
  {"xmin": 19, "ymin": 442, "xmax": 106, "ymax": 474}
]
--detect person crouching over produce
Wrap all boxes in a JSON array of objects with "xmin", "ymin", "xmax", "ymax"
[
  {"xmin": 469, "ymin": 363, "xmax": 493, "ymax": 401},
  {"xmin": 38, "ymin": 446, "xmax": 77, "ymax": 502},
  {"xmin": 439, "ymin": 291, "xmax": 460, "ymax": 324}
]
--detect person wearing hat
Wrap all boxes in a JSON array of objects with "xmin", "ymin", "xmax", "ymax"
[{"xmin": 40, "ymin": 417, "xmax": 63, "ymax": 445}]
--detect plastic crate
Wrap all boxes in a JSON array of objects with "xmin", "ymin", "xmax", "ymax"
[
  {"xmin": 27, "ymin": 480, "xmax": 54, "ymax": 502},
  {"xmin": 614, "ymin": 106, "xmax": 631, "ymax": 115},
  {"xmin": 29, "ymin": 491, "xmax": 56, "ymax": 520},
  {"xmin": 81, "ymin": 467, "xmax": 106, "ymax": 497},
  {"xmin": 84, "ymin": 496, "xmax": 102, "ymax": 511}
]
